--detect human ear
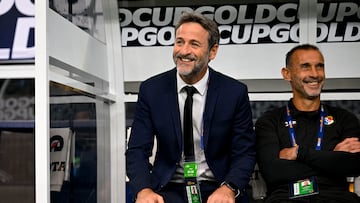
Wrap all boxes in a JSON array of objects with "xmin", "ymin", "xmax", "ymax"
[
  {"xmin": 282, "ymin": 67, "xmax": 291, "ymax": 81},
  {"xmin": 208, "ymin": 44, "xmax": 219, "ymax": 61}
]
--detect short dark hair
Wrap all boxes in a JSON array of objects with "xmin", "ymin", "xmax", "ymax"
[
  {"xmin": 175, "ymin": 12, "xmax": 220, "ymax": 50},
  {"xmin": 285, "ymin": 44, "xmax": 321, "ymax": 67}
]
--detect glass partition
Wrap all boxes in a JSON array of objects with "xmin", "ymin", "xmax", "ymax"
[
  {"xmin": 49, "ymin": 0, "xmax": 106, "ymax": 43},
  {"xmin": 0, "ymin": 79, "xmax": 35, "ymax": 203},
  {"xmin": 49, "ymin": 81, "xmax": 110, "ymax": 203}
]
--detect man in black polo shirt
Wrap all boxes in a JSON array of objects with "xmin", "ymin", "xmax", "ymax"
[{"xmin": 255, "ymin": 44, "xmax": 360, "ymax": 203}]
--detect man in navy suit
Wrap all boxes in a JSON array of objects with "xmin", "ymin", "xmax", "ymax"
[{"xmin": 126, "ymin": 12, "xmax": 256, "ymax": 203}]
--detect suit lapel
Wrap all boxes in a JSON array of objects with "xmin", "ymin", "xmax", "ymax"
[
  {"xmin": 166, "ymin": 69, "xmax": 183, "ymax": 151},
  {"xmin": 202, "ymin": 69, "xmax": 220, "ymax": 149}
]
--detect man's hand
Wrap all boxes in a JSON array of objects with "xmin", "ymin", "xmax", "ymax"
[
  {"xmin": 279, "ymin": 145, "xmax": 298, "ymax": 160},
  {"xmin": 334, "ymin": 137, "xmax": 360, "ymax": 153},
  {"xmin": 135, "ymin": 188, "xmax": 164, "ymax": 203},
  {"xmin": 206, "ymin": 185, "xmax": 235, "ymax": 203}
]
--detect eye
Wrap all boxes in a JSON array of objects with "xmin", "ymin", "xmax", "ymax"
[
  {"xmin": 191, "ymin": 41, "xmax": 200, "ymax": 48},
  {"xmin": 316, "ymin": 63, "xmax": 324, "ymax": 69},
  {"xmin": 175, "ymin": 39, "xmax": 184, "ymax": 46},
  {"xmin": 300, "ymin": 63, "xmax": 311, "ymax": 69}
]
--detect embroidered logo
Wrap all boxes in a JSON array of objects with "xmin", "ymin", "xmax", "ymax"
[
  {"xmin": 324, "ymin": 116, "xmax": 334, "ymax": 125},
  {"xmin": 285, "ymin": 120, "xmax": 296, "ymax": 127}
]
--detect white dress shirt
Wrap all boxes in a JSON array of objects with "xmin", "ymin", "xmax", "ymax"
[{"xmin": 171, "ymin": 68, "xmax": 216, "ymax": 182}]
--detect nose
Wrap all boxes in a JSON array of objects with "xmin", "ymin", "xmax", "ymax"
[
  {"xmin": 309, "ymin": 66, "xmax": 320, "ymax": 77},
  {"xmin": 178, "ymin": 43, "xmax": 191, "ymax": 55}
]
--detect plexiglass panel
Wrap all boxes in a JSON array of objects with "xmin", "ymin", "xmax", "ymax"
[
  {"xmin": 0, "ymin": 79, "xmax": 35, "ymax": 203},
  {"xmin": 50, "ymin": 81, "xmax": 110, "ymax": 203},
  {"xmin": 49, "ymin": 0, "xmax": 106, "ymax": 43}
]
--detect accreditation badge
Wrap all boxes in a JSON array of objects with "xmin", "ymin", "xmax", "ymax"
[
  {"xmin": 184, "ymin": 162, "xmax": 197, "ymax": 178},
  {"xmin": 184, "ymin": 162, "xmax": 202, "ymax": 203},
  {"xmin": 289, "ymin": 176, "xmax": 319, "ymax": 199}
]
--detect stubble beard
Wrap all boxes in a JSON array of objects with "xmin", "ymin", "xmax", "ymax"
[{"xmin": 176, "ymin": 58, "xmax": 205, "ymax": 82}]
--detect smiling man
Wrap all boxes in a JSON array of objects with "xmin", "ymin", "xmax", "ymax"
[
  {"xmin": 255, "ymin": 44, "xmax": 360, "ymax": 203},
  {"xmin": 126, "ymin": 12, "xmax": 256, "ymax": 203}
]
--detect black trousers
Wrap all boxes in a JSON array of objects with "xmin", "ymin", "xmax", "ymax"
[{"xmin": 158, "ymin": 181, "xmax": 249, "ymax": 203}]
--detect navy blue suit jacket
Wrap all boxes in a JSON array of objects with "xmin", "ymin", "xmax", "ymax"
[{"xmin": 126, "ymin": 68, "xmax": 256, "ymax": 196}]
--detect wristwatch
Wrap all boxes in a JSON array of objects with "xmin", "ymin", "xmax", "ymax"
[{"xmin": 220, "ymin": 181, "xmax": 240, "ymax": 198}]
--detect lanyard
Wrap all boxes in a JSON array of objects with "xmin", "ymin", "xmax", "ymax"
[{"xmin": 286, "ymin": 104, "xmax": 325, "ymax": 150}]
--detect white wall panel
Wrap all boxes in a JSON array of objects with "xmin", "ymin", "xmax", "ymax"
[{"xmin": 319, "ymin": 43, "xmax": 360, "ymax": 78}]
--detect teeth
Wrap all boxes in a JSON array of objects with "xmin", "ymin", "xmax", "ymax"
[
  {"xmin": 305, "ymin": 80, "xmax": 319, "ymax": 84},
  {"xmin": 181, "ymin": 58, "xmax": 191, "ymax": 62}
]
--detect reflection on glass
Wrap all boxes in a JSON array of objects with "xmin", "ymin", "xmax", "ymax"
[
  {"xmin": 49, "ymin": 81, "xmax": 109, "ymax": 203},
  {"xmin": 0, "ymin": 79, "xmax": 35, "ymax": 203},
  {"xmin": 49, "ymin": 0, "xmax": 106, "ymax": 43}
]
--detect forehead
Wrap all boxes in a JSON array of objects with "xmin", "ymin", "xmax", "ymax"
[
  {"xmin": 292, "ymin": 49, "xmax": 324, "ymax": 64},
  {"xmin": 175, "ymin": 22, "xmax": 209, "ymax": 40}
]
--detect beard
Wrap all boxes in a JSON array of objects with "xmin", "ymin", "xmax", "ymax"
[
  {"xmin": 174, "ymin": 54, "xmax": 207, "ymax": 80},
  {"xmin": 301, "ymin": 83, "xmax": 323, "ymax": 100},
  {"xmin": 292, "ymin": 76, "xmax": 324, "ymax": 100}
]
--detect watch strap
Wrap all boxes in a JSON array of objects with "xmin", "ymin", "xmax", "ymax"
[{"xmin": 220, "ymin": 181, "xmax": 240, "ymax": 198}]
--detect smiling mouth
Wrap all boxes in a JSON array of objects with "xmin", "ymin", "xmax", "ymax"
[
  {"xmin": 177, "ymin": 54, "xmax": 195, "ymax": 62},
  {"xmin": 303, "ymin": 77, "xmax": 322, "ymax": 85},
  {"xmin": 180, "ymin": 57, "xmax": 192, "ymax": 62},
  {"xmin": 303, "ymin": 80, "xmax": 323, "ymax": 90},
  {"xmin": 305, "ymin": 81, "xmax": 319, "ymax": 85}
]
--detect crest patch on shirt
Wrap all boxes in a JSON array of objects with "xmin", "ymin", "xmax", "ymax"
[
  {"xmin": 324, "ymin": 116, "xmax": 334, "ymax": 125},
  {"xmin": 285, "ymin": 120, "xmax": 296, "ymax": 127}
]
